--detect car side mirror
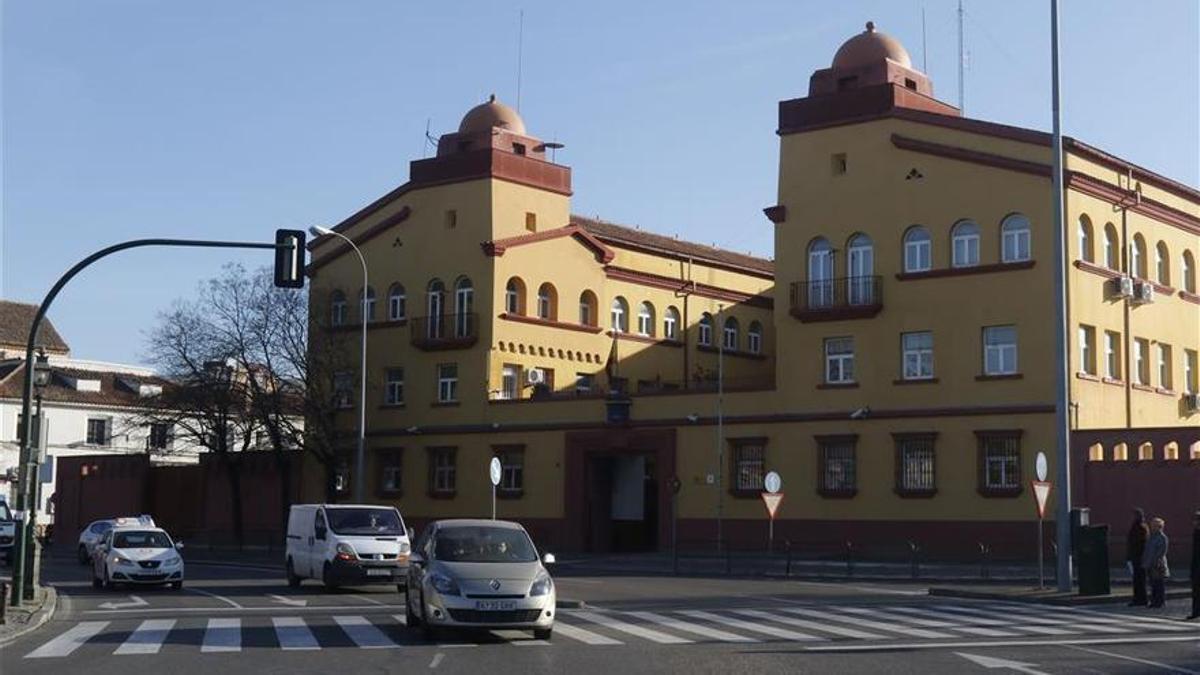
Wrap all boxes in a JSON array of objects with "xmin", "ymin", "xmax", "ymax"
[
  {"xmin": 175, "ymin": 541, "xmax": 184, "ymax": 551},
  {"xmin": 542, "ymin": 553, "xmax": 556, "ymax": 565}
]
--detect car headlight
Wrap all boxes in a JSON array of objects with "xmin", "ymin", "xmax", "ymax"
[
  {"xmin": 112, "ymin": 556, "xmax": 133, "ymax": 566},
  {"xmin": 399, "ymin": 541, "xmax": 411, "ymax": 554},
  {"xmin": 164, "ymin": 555, "xmax": 181, "ymax": 566},
  {"xmin": 335, "ymin": 543, "xmax": 357, "ymax": 561},
  {"xmin": 529, "ymin": 573, "xmax": 553, "ymax": 597},
  {"xmin": 429, "ymin": 572, "xmax": 460, "ymax": 595}
]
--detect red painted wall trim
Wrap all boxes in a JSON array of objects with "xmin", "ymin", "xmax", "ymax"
[
  {"xmin": 498, "ymin": 312, "xmax": 605, "ymax": 334},
  {"xmin": 589, "ymin": 237, "xmax": 775, "ymax": 280},
  {"xmin": 891, "ymin": 134, "xmax": 1051, "ymax": 178},
  {"xmin": 763, "ymin": 205, "xmax": 787, "ymax": 224},
  {"xmin": 895, "ymin": 260, "xmax": 1036, "ymax": 281},
  {"xmin": 1072, "ymin": 259, "xmax": 1120, "ymax": 280},
  {"xmin": 483, "ymin": 225, "xmax": 616, "ymax": 264},
  {"xmin": 1180, "ymin": 290, "xmax": 1200, "ymax": 305},
  {"xmin": 603, "ymin": 266, "xmax": 774, "ymax": 309}
]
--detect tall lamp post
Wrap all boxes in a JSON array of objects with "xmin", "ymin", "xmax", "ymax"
[
  {"xmin": 309, "ymin": 225, "xmax": 369, "ymax": 503},
  {"xmin": 22, "ymin": 350, "xmax": 51, "ymax": 599}
]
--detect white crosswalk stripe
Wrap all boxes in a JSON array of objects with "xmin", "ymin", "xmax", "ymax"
[
  {"xmin": 677, "ymin": 610, "xmax": 824, "ymax": 641},
  {"xmin": 115, "ymin": 619, "xmax": 176, "ymax": 655},
  {"xmin": 332, "ymin": 615, "xmax": 400, "ymax": 649},
  {"xmin": 629, "ymin": 611, "xmax": 758, "ymax": 643},
  {"xmin": 201, "ymin": 618, "xmax": 241, "ymax": 652},
  {"xmin": 273, "ymin": 616, "xmax": 321, "ymax": 650},
  {"xmin": 734, "ymin": 609, "xmax": 884, "ymax": 639},
  {"xmin": 552, "ymin": 620, "xmax": 624, "ymax": 645},
  {"xmin": 570, "ymin": 610, "xmax": 693, "ymax": 644},
  {"xmin": 929, "ymin": 604, "xmax": 1079, "ymax": 634},
  {"xmin": 847, "ymin": 606, "xmax": 1019, "ymax": 637},
  {"xmin": 986, "ymin": 603, "xmax": 1198, "ymax": 632},
  {"xmin": 25, "ymin": 621, "xmax": 110, "ymax": 659},
  {"xmin": 782, "ymin": 606, "xmax": 953, "ymax": 639}
]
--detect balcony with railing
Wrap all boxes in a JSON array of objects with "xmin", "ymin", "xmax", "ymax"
[
  {"xmin": 789, "ymin": 276, "xmax": 882, "ymax": 322},
  {"xmin": 410, "ymin": 313, "xmax": 479, "ymax": 351}
]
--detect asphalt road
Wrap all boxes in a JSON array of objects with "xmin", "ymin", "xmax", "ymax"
[{"xmin": 2, "ymin": 555, "xmax": 1196, "ymax": 674}]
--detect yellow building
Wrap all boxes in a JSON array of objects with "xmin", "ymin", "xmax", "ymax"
[{"xmin": 306, "ymin": 24, "xmax": 1199, "ymax": 558}]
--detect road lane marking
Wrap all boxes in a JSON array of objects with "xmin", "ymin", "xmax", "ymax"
[
  {"xmin": 201, "ymin": 617, "xmax": 242, "ymax": 652},
  {"xmin": 186, "ymin": 588, "xmax": 243, "ymax": 609},
  {"xmin": 267, "ymin": 594, "xmax": 307, "ymax": 607},
  {"xmin": 733, "ymin": 609, "xmax": 884, "ymax": 639},
  {"xmin": 677, "ymin": 610, "xmax": 823, "ymax": 641},
  {"xmin": 272, "ymin": 616, "xmax": 320, "ymax": 650},
  {"xmin": 430, "ymin": 652, "xmax": 444, "ymax": 668},
  {"xmin": 781, "ymin": 606, "xmax": 953, "ymax": 639},
  {"xmin": 25, "ymin": 621, "xmax": 109, "ymax": 659},
  {"xmin": 114, "ymin": 619, "xmax": 176, "ymax": 655},
  {"xmin": 570, "ymin": 610, "xmax": 692, "ymax": 644},
  {"xmin": 940, "ymin": 604, "xmax": 1130, "ymax": 634},
  {"xmin": 927, "ymin": 605, "xmax": 1077, "ymax": 634},
  {"xmin": 1061, "ymin": 644, "xmax": 1200, "ymax": 674},
  {"xmin": 629, "ymin": 611, "xmax": 758, "ymax": 643},
  {"xmin": 979, "ymin": 605, "xmax": 1144, "ymax": 634},
  {"xmin": 552, "ymin": 621, "xmax": 623, "ymax": 645},
  {"xmin": 84, "ymin": 604, "xmax": 408, "ymax": 615},
  {"xmin": 1060, "ymin": 605, "xmax": 1200, "ymax": 630},
  {"xmin": 334, "ymin": 615, "xmax": 400, "ymax": 649},
  {"xmin": 98, "ymin": 595, "xmax": 148, "ymax": 610},
  {"xmin": 860, "ymin": 606, "xmax": 1020, "ymax": 637},
  {"xmin": 803, "ymin": 634, "xmax": 1200, "ymax": 652},
  {"xmin": 354, "ymin": 594, "xmax": 388, "ymax": 606}
]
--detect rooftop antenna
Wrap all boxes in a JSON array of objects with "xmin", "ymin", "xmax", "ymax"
[
  {"xmin": 423, "ymin": 118, "xmax": 438, "ymax": 158},
  {"xmin": 921, "ymin": 6, "xmax": 928, "ymax": 72},
  {"xmin": 516, "ymin": 9, "xmax": 524, "ymax": 113},
  {"xmin": 957, "ymin": 0, "xmax": 966, "ymax": 112}
]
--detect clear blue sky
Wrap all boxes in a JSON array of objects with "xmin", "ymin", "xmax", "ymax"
[{"xmin": 3, "ymin": 0, "xmax": 1196, "ymax": 366}]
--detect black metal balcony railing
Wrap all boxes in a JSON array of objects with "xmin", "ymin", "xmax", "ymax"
[
  {"xmin": 409, "ymin": 313, "xmax": 479, "ymax": 351},
  {"xmin": 789, "ymin": 275, "xmax": 883, "ymax": 322}
]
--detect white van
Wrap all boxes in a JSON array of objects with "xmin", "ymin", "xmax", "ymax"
[{"xmin": 285, "ymin": 504, "xmax": 411, "ymax": 590}]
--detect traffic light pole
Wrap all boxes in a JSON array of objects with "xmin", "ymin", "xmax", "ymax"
[{"xmin": 9, "ymin": 237, "xmax": 294, "ymax": 607}]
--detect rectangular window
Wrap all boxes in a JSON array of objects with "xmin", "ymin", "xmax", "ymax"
[
  {"xmin": 983, "ymin": 325, "xmax": 1018, "ymax": 375},
  {"xmin": 1134, "ymin": 338, "xmax": 1149, "ymax": 385},
  {"xmin": 895, "ymin": 434, "xmax": 936, "ymax": 495},
  {"xmin": 901, "ymin": 331, "xmax": 934, "ymax": 380},
  {"xmin": 698, "ymin": 321, "xmax": 712, "ymax": 346},
  {"xmin": 1105, "ymin": 331, "xmax": 1122, "ymax": 379},
  {"xmin": 495, "ymin": 446, "xmax": 524, "ymax": 494},
  {"xmin": 1078, "ymin": 325, "xmax": 1096, "ymax": 375},
  {"xmin": 905, "ymin": 238, "xmax": 931, "ymax": 272},
  {"xmin": 86, "ymin": 417, "xmax": 111, "ymax": 446},
  {"xmin": 1185, "ymin": 349, "xmax": 1198, "ymax": 394},
  {"xmin": 824, "ymin": 337, "xmax": 855, "ymax": 384},
  {"xmin": 437, "ymin": 363, "xmax": 458, "ymax": 403},
  {"xmin": 506, "ymin": 287, "xmax": 519, "ymax": 314},
  {"xmin": 525, "ymin": 212, "xmax": 537, "ymax": 233},
  {"xmin": 663, "ymin": 313, "xmax": 677, "ymax": 340},
  {"xmin": 379, "ymin": 451, "xmax": 403, "ymax": 495},
  {"xmin": 730, "ymin": 439, "xmax": 766, "ymax": 494},
  {"xmin": 384, "ymin": 368, "xmax": 405, "ymax": 405},
  {"xmin": 538, "ymin": 367, "xmax": 555, "ymax": 392},
  {"xmin": 978, "ymin": 431, "xmax": 1022, "ymax": 496},
  {"xmin": 333, "ymin": 371, "xmax": 354, "ymax": 408},
  {"xmin": 501, "ymin": 364, "xmax": 520, "ymax": 400},
  {"xmin": 723, "ymin": 323, "xmax": 738, "ymax": 351},
  {"xmin": 429, "ymin": 447, "xmax": 456, "ymax": 495},
  {"xmin": 818, "ymin": 436, "xmax": 857, "ymax": 496},
  {"xmin": 147, "ymin": 423, "xmax": 172, "ymax": 451},
  {"xmin": 575, "ymin": 373, "xmax": 595, "ymax": 394},
  {"xmin": 1157, "ymin": 344, "xmax": 1172, "ymax": 390}
]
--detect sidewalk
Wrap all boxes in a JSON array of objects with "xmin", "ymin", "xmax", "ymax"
[{"xmin": 0, "ymin": 583, "xmax": 58, "ymax": 647}]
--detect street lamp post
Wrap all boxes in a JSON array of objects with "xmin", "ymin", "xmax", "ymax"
[
  {"xmin": 309, "ymin": 226, "xmax": 369, "ymax": 504},
  {"xmin": 22, "ymin": 351, "xmax": 51, "ymax": 600}
]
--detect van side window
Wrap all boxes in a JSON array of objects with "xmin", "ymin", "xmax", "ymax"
[{"xmin": 314, "ymin": 510, "xmax": 327, "ymax": 535}]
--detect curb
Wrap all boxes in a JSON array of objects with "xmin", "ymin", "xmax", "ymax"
[
  {"xmin": 928, "ymin": 586, "xmax": 1192, "ymax": 606},
  {"xmin": 0, "ymin": 586, "xmax": 58, "ymax": 648}
]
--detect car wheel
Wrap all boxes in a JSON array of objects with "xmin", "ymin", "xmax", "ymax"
[
  {"xmin": 170, "ymin": 580, "xmax": 183, "ymax": 591},
  {"xmin": 78, "ymin": 545, "xmax": 90, "ymax": 565},
  {"xmin": 405, "ymin": 587, "xmax": 421, "ymax": 628},
  {"xmin": 322, "ymin": 562, "xmax": 339, "ymax": 591},
  {"xmin": 286, "ymin": 558, "xmax": 301, "ymax": 588},
  {"xmin": 534, "ymin": 627, "xmax": 553, "ymax": 641}
]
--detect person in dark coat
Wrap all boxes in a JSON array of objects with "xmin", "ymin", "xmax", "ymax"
[
  {"xmin": 1142, "ymin": 517, "xmax": 1169, "ymax": 609},
  {"xmin": 1126, "ymin": 508, "xmax": 1149, "ymax": 606},
  {"xmin": 1188, "ymin": 510, "xmax": 1199, "ymax": 621}
]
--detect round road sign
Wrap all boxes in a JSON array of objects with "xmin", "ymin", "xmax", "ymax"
[
  {"xmin": 489, "ymin": 457, "xmax": 502, "ymax": 487},
  {"xmin": 1035, "ymin": 452, "xmax": 1048, "ymax": 482},
  {"xmin": 764, "ymin": 471, "xmax": 782, "ymax": 494}
]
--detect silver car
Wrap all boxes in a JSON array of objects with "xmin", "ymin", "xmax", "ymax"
[{"xmin": 405, "ymin": 519, "xmax": 556, "ymax": 640}]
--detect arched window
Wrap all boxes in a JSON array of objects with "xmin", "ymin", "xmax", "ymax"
[
  {"xmin": 537, "ymin": 283, "xmax": 558, "ymax": 320},
  {"xmin": 504, "ymin": 277, "xmax": 526, "ymax": 315},
  {"xmin": 1087, "ymin": 443, "xmax": 1104, "ymax": 462},
  {"xmin": 807, "ymin": 237, "xmax": 834, "ymax": 308},
  {"xmin": 330, "ymin": 290, "xmax": 347, "ymax": 326},
  {"xmin": 388, "ymin": 283, "xmax": 406, "ymax": 321},
  {"xmin": 1155, "ymin": 242, "xmax": 1170, "ymax": 285},
  {"xmin": 1131, "ymin": 234, "xmax": 1148, "ymax": 279},
  {"xmin": 636, "ymin": 302, "xmax": 655, "ymax": 337},
  {"xmin": 951, "ymin": 220, "xmax": 980, "ymax": 267},
  {"xmin": 1113, "ymin": 442, "xmax": 1128, "ymax": 461},
  {"xmin": 722, "ymin": 316, "xmax": 739, "ymax": 351},
  {"xmin": 1103, "ymin": 223, "xmax": 1119, "ymax": 269},
  {"xmin": 1137, "ymin": 442, "xmax": 1154, "ymax": 461},
  {"xmin": 747, "ymin": 321, "xmax": 763, "ymax": 354},
  {"xmin": 903, "ymin": 226, "xmax": 931, "ymax": 273},
  {"xmin": 663, "ymin": 306, "xmax": 680, "ymax": 341},
  {"xmin": 1001, "ymin": 214, "xmax": 1031, "ymax": 263},
  {"xmin": 454, "ymin": 277, "xmax": 474, "ymax": 337},
  {"xmin": 358, "ymin": 286, "xmax": 376, "ymax": 322},
  {"xmin": 578, "ymin": 290, "xmax": 597, "ymax": 326},
  {"xmin": 610, "ymin": 297, "xmax": 628, "ymax": 333},
  {"xmin": 1077, "ymin": 216, "xmax": 1094, "ymax": 263},
  {"xmin": 1182, "ymin": 250, "xmax": 1196, "ymax": 293},
  {"xmin": 426, "ymin": 279, "xmax": 445, "ymax": 338},
  {"xmin": 847, "ymin": 233, "xmax": 874, "ymax": 305},
  {"xmin": 698, "ymin": 313, "xmax": 713, "ymax": 346}
]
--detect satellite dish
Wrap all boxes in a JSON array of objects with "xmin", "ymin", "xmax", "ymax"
[{"xmin": 535, "ymin": 142, "xmax": 565, "ymax": 162}]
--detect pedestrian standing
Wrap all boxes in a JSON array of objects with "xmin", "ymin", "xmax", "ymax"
[
  {"xmin": 1187, "ymin": 509, "xmax": 1199, "ymax": 621},
  {"xmin": 1142, "ymin": 517, "xmax": 1169, "ymax": 609},
  {"xmin": 1126, "ymin": 508, "xmax": 1149, "ymax": 607}
]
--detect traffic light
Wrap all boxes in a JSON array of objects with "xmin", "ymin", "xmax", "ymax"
[{"xmin": 274, "ymin": 229, "xmax": 307, "ymax": 288}]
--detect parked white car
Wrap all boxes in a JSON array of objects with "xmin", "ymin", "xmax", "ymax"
[
  {"xmin": 91, "ymin": 524, "xmax": 184, "ymax": 590},
  {"xmin": 78, "ymin": 515, "xmax": 155, "ymax": 565},
  {"xmin": 285, "ymin": 504, "xmax": 411, "ymax": 590},
  {"xmin": 0, "ymin": 497, "xmax": 14, "ymax": 565}
]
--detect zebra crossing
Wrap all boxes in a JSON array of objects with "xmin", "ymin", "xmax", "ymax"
[{"xmin": 23, "ymin": 602, "xmax": 1198, "ymax": 659}]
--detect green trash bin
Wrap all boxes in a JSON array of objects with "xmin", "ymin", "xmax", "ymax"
[{"xmin": 1076, "ymin": 524, "xmax": 1111, "ymax": 596}]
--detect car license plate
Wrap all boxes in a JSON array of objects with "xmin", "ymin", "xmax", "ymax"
[
  {"xmin": 475, "ymin": 600, "xmax": 517, "ymax": 611},
  {"xmin": 366, "ymin": 568, "xmax": 392, "ymax": 577}
]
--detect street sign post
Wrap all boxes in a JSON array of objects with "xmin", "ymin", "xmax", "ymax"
[
  {"xmin": 489, "ymin": 457, "xmax": 502, "ymax": 520},
  {"xmin": 1032, "ymin": 477, "xmax": 1053, "ymax": 588},
  {"xmin": 762, "ymin": 471, "xmax": 783, "ymax": 553}
]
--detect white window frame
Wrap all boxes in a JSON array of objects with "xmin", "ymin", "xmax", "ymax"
[
  {"xmin": 1001, "ymin": 215, "xmax": 1031, "ymax": 263},
  {"xmin": 952, "ymin": 222, "xmax": 981, "ymax": 267},
  {"xmin": 1157, "ymin": 344, "xmax": 1171, "ymax": 390},
  {"xmin": 1134, "ymin": 339, "xmax": 1148, "ymax": 385},
  {"xmin": 384, "ymin": 368, "xmax": 404, "ymax": 405},
  {"xmin": 431, "ymin": 449, "xmax": 456, "ymax": 493},
  {"xmin": 360, "ymin": 287, "xmax": 376, "ymax": 322},
  {"xmin": 1105, "ymin": 331, "xmax": 1121, "ymax": 379},
  {"xmin": 611, "ymin": 298, "xmax": 627, "ymax": 333},
  {"xmin": 984, "ymin": 440, "xmax": 1020, "ymax": 490},
  {"xmin": 381, "ymin": 464, "xmax": 402, "ymax": 493},
  {"xmin": 983, "ymin": 326, "xmax": 1018, "ymax": 376},
  {"xmin": 1185, "ymin": 349, "xmax": 1198, "ymax": 394},
  {"xmin": 388, "ymin": 285, "xmax": 406, "ymax": 321},
  {"xmin": 904, "ymin": 227, "xmax": 932, "ymax": 273},
  {"xmin": 437, "ymin": 364, "xmax": 458, "ymax": 403},
  {"xmin": 824, "ymin": 337, "xmax": 855, "ymax": 384},
  {"xmin": 1078, "ymin": 325, "xmax": 1095, "ymax": 375},
  {"xmin": 663, "ymin": 309, "xmax": 678, "ymax": 341},
  {"xmin": 537, "ymin": 288, "xmax": 552, "ymax": 320},
  {"xmin": 637, "ymin": 303, "xmax": 653, "ymax": 336},
  {"xmin": 505, "ymin": 282, "xmax": 519, "ymax": 314},
  {"xmin": 501, "ymin": 364, "xmax": 519, "ymax": 400},
  {"xmin": 698, "ymin": 315, "xmax": 712, "ymax": 346},
  {"xmin": 333, "ymin": 371, "xmax": 354, "ymax": 409},
  {"xmin": 1078, "ymin": 219, "xmax": 1092, "ymax": 262},
  {"xmin": 454, "ymin": 280, "xmax": 473, "ymax": 338},
  {"xmin": 1104, "ymin": 228, "xmax": 1118, "ymax": 269},
  {"xmin": 1156, "ymin": 245, "xmax": 1169, "ymax": 285},
  {"xmin": 901, "ymin": 331, "xmax": 934, "ymax": 380},
  {"xmin": 331, "ymin": 292, "xmax": 347, "ymax": 326},
  {"xmin": 722, "ymin": 319, "xmax": 738, "ymax": 351},
  {"xmin": 86, "ymin": 417, "xmax": 112, "ymax": 447},
  {"xmin": 747, "ymin": 325, "xmax": 762, "ymax": 354}
]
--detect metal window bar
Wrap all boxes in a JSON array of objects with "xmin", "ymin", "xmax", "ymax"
[{"xmin": 791, "ymin": 276, "xmax": 881, "ymax": 312}]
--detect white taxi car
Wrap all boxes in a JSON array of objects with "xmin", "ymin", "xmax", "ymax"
[
  {"xmin": 92, "ymin": 523, "xmax": 184, "ymax": 590},
  {"xmin": 78, "ymin": 515, "xmax": 156, "ymax": 565}
]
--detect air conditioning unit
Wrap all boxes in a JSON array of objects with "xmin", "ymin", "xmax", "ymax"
[
  {"xmin": 1185, "ymin": 393, "xmax": 1199, "ymax": 414},
  {"xmin": 1111, "ymin": 276, "xmax": 1135, "ymax": 299},
  {"xmin": 526, "ymin": 368, "xmax": 545, "ymax": 385},
  {"xmin": 1133, "ymin": 280, "xmax": 1155, "ymax": 304}
]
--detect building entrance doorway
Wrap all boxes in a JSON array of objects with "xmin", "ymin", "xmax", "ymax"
[{"xmin": 586, "ymin": 454, "xmax": 658, "ymax": 552}]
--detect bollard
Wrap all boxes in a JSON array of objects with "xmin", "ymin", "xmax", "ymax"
[
  {"xmin": 978, "ymin": 542, "xmax": 991, "ymax": 580},
  {"xmin": 0, "ymin": 581, "xmax": 7, "ymax": 625},
  {"xmin": 908, "ymin": 541, "xmax": 920, "ymax": 579},
  {"xmin": 785, "ymin": 540, "xmax": 793, "ymax": 578},
  {"xmin": 845, "ymin": 540, "xmax": 854, "ymax": 578}
]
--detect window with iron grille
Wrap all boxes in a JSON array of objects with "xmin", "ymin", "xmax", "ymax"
[
  {"xmin": 977, "ymin": 431, "xmax": 1022, "ymax": 496},
  {"xmin": 894, "ymin": 434, "xmax": 936, "ymax": 496},
  {"xmin": 730, "ymin": 439, "xmax": 766, "ymax": 495},
  {"xmin": 494, "ymin": 446, "xmax": 525, "ymax": 494},
  {"xmin": 817, "ymin": 436, "xmax": 857, "ymax": 497},
  {"xmin": 379, "ymin": 450, "xmax": 403, "ymax": 496},
  {"xmin": 429, "ymin": 447, "xmax": 456, "ymax": 495}
]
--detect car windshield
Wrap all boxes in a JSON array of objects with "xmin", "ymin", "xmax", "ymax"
[
  {"xmin": 325, "ymin": 508, "xmax": 404, "ymax": 536},
  {"xmin": 434, "ymin": 526, "xmax": 537, "ymax": 563},
  {"xmin": 93, "ymin": 521, "xmax": 113, "ymax": 534},
  {"xmin": 112, "ymin": 531, "xmax": 172, "ymax": 549}
]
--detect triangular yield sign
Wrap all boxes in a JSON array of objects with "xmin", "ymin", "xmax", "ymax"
[
  {"xmin": 761, "ymin": 492, "xmax": 784, "ymax": 519},
  {"xmin": 1031, "ymin": 481, "xmax": 1052, "ymax": 518}
]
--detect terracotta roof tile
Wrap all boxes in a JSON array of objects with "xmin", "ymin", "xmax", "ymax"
[
  {"xmin": 0, "ymin": 365, "xmax": 170, "ymax": 409},
  {"xmin": 0, "ymin": 301, "xmax": 70, "ymax": 354},
  {"xmin": 572, "ymin": 216, "xmax": 774, "ymax": 276}
]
